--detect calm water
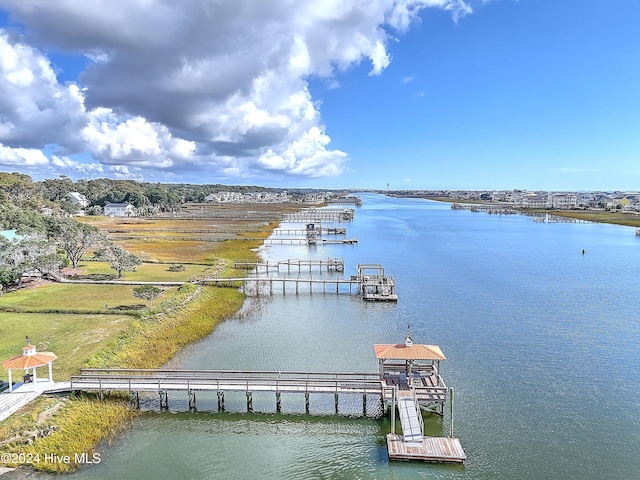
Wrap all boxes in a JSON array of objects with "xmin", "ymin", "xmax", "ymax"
[{"xmin": 62, "ymin": 194, "xmax": 639, "ymax": 479}]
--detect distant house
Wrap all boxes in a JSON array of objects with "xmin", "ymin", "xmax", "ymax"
[
  {"xmin": 67, "ymin": 192, "xmax": 89, "ymax": 208},
  {"xmin": 104, "ymin": 203, "xmax": 136, "ymax": 217}
]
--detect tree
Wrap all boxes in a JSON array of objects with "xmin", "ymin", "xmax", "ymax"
[
  {"xmin": 132, "ymin": 285, "xmax": 164, "ymax": 308},
  {"xmin": 0, "ymin": 234, "xmax": 61, "ymax": 286},
  {"xmin": 93, "ymin": 244, "xmax": 141, "ymax": 278},
  {"xmin": 86, "ymin": 205, "xmax": 103, "ymax": 216},
  {"xmin": 47, "ymin": 218, "xmax": 105, "ymax": 269}
]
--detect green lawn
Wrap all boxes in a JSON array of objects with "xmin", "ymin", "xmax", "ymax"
[
  {"xmin": 0, "ymin": 283, "xmax": 177, "ymax": 312},
  {"xmin": 0, "ymin": 312, "xmax": 132, "ymax": 381},
  {"xmin": 74, "ymin": 261, "xmax": 213, "ymax": 282}
]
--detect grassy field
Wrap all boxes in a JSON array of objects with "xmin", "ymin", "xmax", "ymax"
[
  {"xmin": 69, "ymin": 261, "xmax": 214, "ymax": 281},
  {"xmin": 0, "ymin": 312, "xmax": 131, "ymax": 381},
  {"xmin": 0, "ymin": 283, "xmax": 178, "ymax": 313}
]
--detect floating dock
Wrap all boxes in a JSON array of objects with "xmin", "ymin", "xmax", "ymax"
[{"xmin": 386, "ymin": 435, "xmax": 466, "ymax": 463}]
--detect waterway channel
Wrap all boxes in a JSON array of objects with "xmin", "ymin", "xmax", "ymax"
[{"xmin": 57, "ymin": 194, "xmax": 640, "ymax": 479}]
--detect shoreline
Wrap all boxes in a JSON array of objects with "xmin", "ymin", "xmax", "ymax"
[{"xmin": 401, "ymin": 196, "xmax": 640, "ymax": 228}]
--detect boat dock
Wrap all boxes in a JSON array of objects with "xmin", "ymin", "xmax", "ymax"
[
  {"xmin": 283, "ymin": 208, "xmax": 355, "ymax": 223},
  {"xmin": 3, "ymin": 335, "xmax": 465, "ymax": 466},
  {"xmin": 205, "ymin": 263, "xmax": 398, "ymax": 301},
  {"xmin": 327, "ymin": 196, "xmax": 362, "ymax": 207},
  {"xmin": 353, "ymin": 264, "xmax": 398, "ymax": 301},
  {"xmin": 375, "ymin": 334, "xmax": 466, "ymax": 464},
  {"xmin": 234, "ymin": 258, "xmax": 345, "ymax": 273},
  {"xmin": 52, "ymin": 369, "xmax": 382, "ymax": 415},
  {"xmin": 261, "ymin": 237, "xmax": 357, "ymax": 245},
  {"xmin": 272, "ymin": 227, "xmax": 347, "ymax": 235}
]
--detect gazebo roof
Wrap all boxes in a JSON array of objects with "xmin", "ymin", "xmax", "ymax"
[
  {"xmin": 2, "ymin": 345, "xmax": 57, "ymax": 370},
  {"xmin": 373, "ymin": 343, "xmax": 446, "ymax": 361}
]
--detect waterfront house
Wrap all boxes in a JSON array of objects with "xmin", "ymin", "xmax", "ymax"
[
  {"xmin": 104, "ymin": 203, "xmax": 136, "ymax": 217},
  {"xmin": 67, "ymin": 192, "xmax": 89, "ymax": 208}
]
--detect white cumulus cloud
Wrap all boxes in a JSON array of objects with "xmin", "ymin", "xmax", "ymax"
[{"xmin": 0, "ymin": 0, "xmax": 474, "ymax": 181}]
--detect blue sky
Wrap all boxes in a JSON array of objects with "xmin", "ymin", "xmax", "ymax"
[{"xmin": 0, "ymin": 0, "xmax": 638, "ymax": 191}]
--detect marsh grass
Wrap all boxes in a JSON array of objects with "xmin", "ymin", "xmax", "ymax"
[
  {"xmin": 87, "ymin": 284, "xmax": 244, "ymax": 369},
  {"xmin": 541, "ymin": 209, "xmax": 640, "ymax": 227},
  {"xmin": 2, "ymin": 395, "xmax": 135, "ymax": 473}
]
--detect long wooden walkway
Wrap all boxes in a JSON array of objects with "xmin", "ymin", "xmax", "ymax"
[
  {"xmin": 234, "ymin": 258, "xmax": 345, "ymax": 273},
  {"xmin": 66, "ymin": 369, "xmax": 382, "ymax": 396}
]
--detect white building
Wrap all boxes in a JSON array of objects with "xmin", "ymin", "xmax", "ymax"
[
  {"xmin": 67, "ymin": 192, "xmax": 89, "ymax": 208},
  {"xmin": 104, "ymin": 203, "xmax": 136, "ymax": 217}
]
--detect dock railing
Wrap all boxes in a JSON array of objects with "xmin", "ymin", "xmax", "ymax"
[{"xmin": 72, "ymin": 369, "xmax": 383, "ymax": 395}]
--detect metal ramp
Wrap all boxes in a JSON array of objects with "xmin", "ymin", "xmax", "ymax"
[{"xmin": 397, "ymin": 395, "xmax": 423, "ymax": 444}]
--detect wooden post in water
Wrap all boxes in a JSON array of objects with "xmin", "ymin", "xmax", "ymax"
[
  {"xmin": 159, "ymin": 390, "xmax": 168, "ymax": 410},
  {"xmin": 276, "ymin": 392, "xmax": 281, "ymax": 413},
  {"xmin": 449, "ymin": 387, "xmax": 455, "ymax": 438},
  {"xmin": 217, "ymin": 391, "xmax": 225, "ymax": 412},
  {"xmin": 246, "ymin": 392, "xmax": 253, "ymax": 412},
  {"xmin": 305, "ymin": 392, "xmax": 310, "ymax": 414},
  {"xmin": 363, "ymin": 393, "xmax": 367, "ymax": 417},
  {"xmin": 391, "ymin": 387, "xmax": 397, "ymax": 434},
  {"xmin": 334, "ymin": 393, "xmax": 339, "ymax": 415}
]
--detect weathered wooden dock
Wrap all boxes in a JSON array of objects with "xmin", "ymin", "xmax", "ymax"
[
  {"xmin": 283, "ymin": 208, "xmax": 355, "ymax": 223},
  {"xmin": 234, "ymin": 258, "xmax": 345, "ymax": 273},
  {"xmin": 202, "ymin": 275, "xmax": 361, "ymax": 295},
  {"xmin": 272, "ymin": 227, "xmax": 347, "ymax": 235},
  {"xmin": 261, "ymin": 237, "xmax": 357, "ymax": 246},
  {"xmin": 353, "ymin": 264, "xmax": 398, "ymax": 301},
  {"xmin": 386, "ymin": 435, "xmax": 466, "ymax": 463},
  {"xmin": 327, "ymin": 196, "xmax": 362, "ymax": 206},
  {"xmin": 2, "ymin": 336, "xmax": 467, "ymax": 467},
  {"xmin": 451, "ymin": 203, "xmax": 517, "ymax": 214},
  {"xmin": 60, "ymin": 369, "xmax": 382, "ymax": 414}
]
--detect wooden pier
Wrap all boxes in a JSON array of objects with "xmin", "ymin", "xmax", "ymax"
[
  {"xmin": 59, "ymin": 369, "xmax": 382, "ymax": 415},
  {"xmin": 451, "ymin": 203, "xmax": 516, "ymax": 214},
  {"xmin": 234, "ymin": 258, "xmax": 345, "ymax": 273},
  {"xmin": 283, "ymin": 208, "xmax": 355, "ymax": 223},
  {"xmin": 376, "ymin": 334, "xmax": 466, "ymax": 464},
  {"xmin": 202, "ymin": 275, "xmax": 361, "ymax": 295},
  {"xmin": 9, "ymin": 335, "xmax": 466, "ymax": 466},
  {"xmin": 205, "ymin": 263, "xmax": 397, "ymax": 301},
  {"xmin": 327, "ymin": 196, "xmax": 362, "ymax": 207},
  {"xmin": 261, "ymin": 237, "xmax": 357, "ymax": 246},
  {"xmin": 353, "ymin": 264, "xmax": 398, "ymax": 301},
  {"xmin": 272, "ymin": 227, "xmax": 347, "ymax": 235}
]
